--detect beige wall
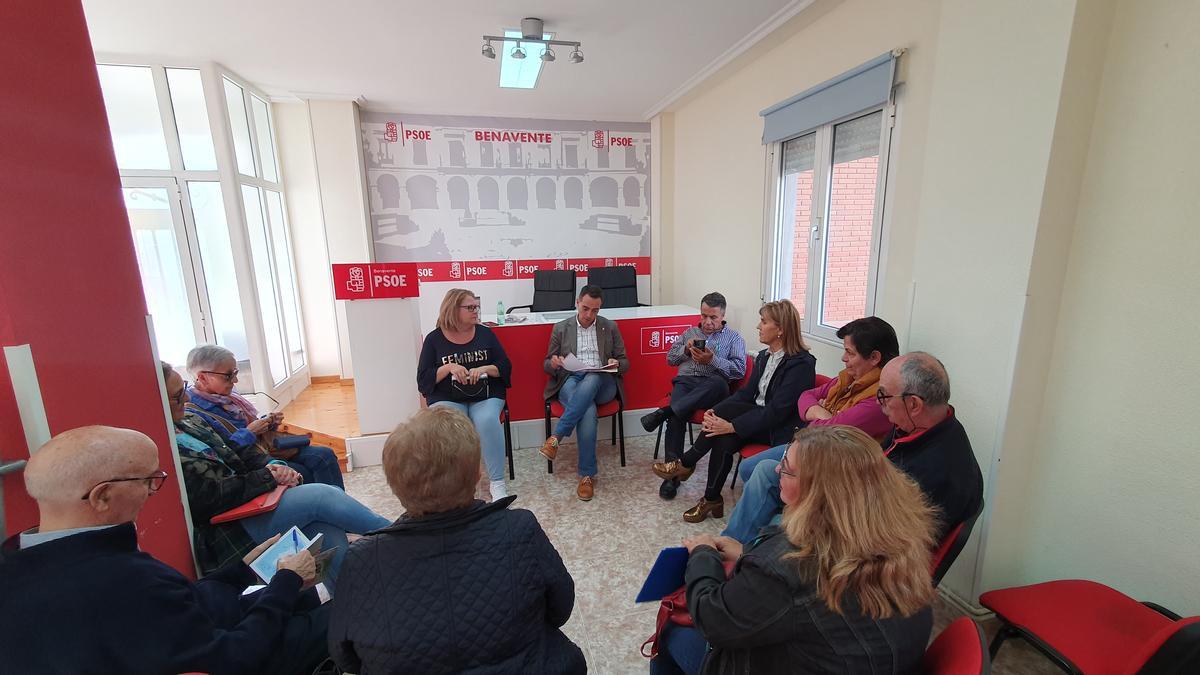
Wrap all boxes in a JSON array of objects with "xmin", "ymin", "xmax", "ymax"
[
  {"xmin": 1005, "ymin": 0, "xmax": 1200, "ymax": 612},
  {"xmin": 662, "ymin": 0, "xmax": 941, "ymax": 372},
  {"xmin": 658, "ymin": 0, "xmax": 1198, "ymax": 610}
]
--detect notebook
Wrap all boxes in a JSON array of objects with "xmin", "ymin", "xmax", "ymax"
[
  {"xmin": 249, "ymin": 526, "xmax": 325, "ymax": 583},
  {"xmin": 210, "ymin": 485, "xmax": 288, "ymax": 524},
  {"xmin": 635, "ymin": 547, "xmax": 690, "ymax": 603}
]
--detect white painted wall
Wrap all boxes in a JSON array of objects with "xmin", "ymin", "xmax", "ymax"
[
  {"xmin": 274, "ymin": 101, "xmax": 341, "ymax": 377},
  {"xmin": 1003, "ymin": 0, "xmax": 1200, "ymax": 614},
  {"xmin": 276, "ymin": 99, "xmax": 374, "ymax": 379}
]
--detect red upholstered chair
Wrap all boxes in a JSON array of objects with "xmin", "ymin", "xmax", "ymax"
[
  {"xmin": 727, "ymin": 372, "xmax": 835, "ymax": 490},
  {"xmin": 922, "ymin": 618, "xmax": 990, "ymax": 675},
  {"xmin": 980, "ymin": 580, "xmax": 1200, "ymax": 674},
  {"xmin": 543, "ymin": 394, "xmax": 624, "ymax": 474},
  {"xmin": 931, "ymin": 501, "xmax": 984, "ymax": 585},
  {"xmin": 653, "ymin": 355, "xmax": 756, "ymax": 460}
]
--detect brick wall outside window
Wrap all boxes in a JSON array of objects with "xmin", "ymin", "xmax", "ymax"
[{"xmin": 789, "ymin": 155, "xmax": 877, "ymax": 328}]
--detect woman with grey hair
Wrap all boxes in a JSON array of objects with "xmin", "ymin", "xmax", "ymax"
[
  {"xmin": 329, "ymin": 407, "xmax": 585, "ymax": 674},
  {"xmin": 185, "ymin": 344, "xmax": 344, "ymax": 488}
]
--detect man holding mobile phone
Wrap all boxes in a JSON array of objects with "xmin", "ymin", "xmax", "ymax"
[{"xmin": 640, "ymin": 292, "xmax": 748, "ymax": 499}]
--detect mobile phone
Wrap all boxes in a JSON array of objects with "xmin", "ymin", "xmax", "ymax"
[{"xmin": 694, "ymin": 339, "xmax": 706, "ymax": 351}]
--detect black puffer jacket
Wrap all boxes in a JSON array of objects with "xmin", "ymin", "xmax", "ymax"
[
  {"xmin": 329, "ymin": 497, "xmax": 586, "ymax": 674},
  {"xmin": 687, "ymin": 529, "xmax": 932, "ymax": 674}
]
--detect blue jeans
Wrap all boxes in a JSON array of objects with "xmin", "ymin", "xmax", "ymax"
[
  {"xmin": 722, "ymin": 443, "xmax": 788, "ymax": 545},
  {"xmin": 284, "ymin": 444, "xmax": 344, "ymax": 489},
  {"xmin": 650, "ymin": 625, "xmax": 708, "ymax": 675},
  {"xmin": 556, "ymin": 373, "xmax": 617, "ymax": 477},
  {"xmin": 240, "ymin": 483, "xmax": 391, "ymax": 592},
  {"xmin": 431, "ymin": 398, "xmax": 507, "ymax": 481}
]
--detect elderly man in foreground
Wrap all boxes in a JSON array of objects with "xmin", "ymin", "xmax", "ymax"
[
  {"xmin": 0, "ymin": 426, "xmax": 330, "ymax": 675},
  {"xmin": 721, "ymin": 351, "xmax": 984, "ymax": 546}
]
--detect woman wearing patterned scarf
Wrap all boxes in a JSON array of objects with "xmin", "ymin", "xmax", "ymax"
[{"xmin": 185, "ymin": 344, "xmax": 344, "ymax": 489}]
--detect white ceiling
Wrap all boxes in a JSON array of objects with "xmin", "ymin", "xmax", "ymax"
[{"xmin": 82, "ymin": 0, "xmax": 799, "ymax": 122}]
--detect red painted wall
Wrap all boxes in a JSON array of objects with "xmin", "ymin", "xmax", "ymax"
[{"xmin": 0, "ymin": 1, "xmax": 194, "ymax": 574}]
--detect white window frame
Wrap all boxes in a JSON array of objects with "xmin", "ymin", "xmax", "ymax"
[
  {"xmin": 96, "ymin": 56, "xmax": 309, "ymax": 405},
  {"xmin": 761, "ymin": 99, "xmax": 898, "ymax": 346}
]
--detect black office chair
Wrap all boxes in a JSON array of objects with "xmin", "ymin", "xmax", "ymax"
[
  {"xmin": 586, "ymin": 266, "xmax": 644, "ymax": 308},
  {"xmin": 506, "ymin": 269, "xmax": 576, "ymax": 314}
]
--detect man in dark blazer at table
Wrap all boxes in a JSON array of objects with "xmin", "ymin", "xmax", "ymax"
[{"xmin": 540, "ymin": 284, "xmax": 630, "ymax": 501}]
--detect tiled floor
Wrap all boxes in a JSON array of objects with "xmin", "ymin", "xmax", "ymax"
[{"xmin": 344, "ymin": 434, "xmax": 1058, "ymax": 674}]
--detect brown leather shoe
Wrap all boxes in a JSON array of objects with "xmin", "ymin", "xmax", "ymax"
[
  {"xmin": 652, "ymin": 459, "xmax": 694, "ymax": 481},
  {"xmin": 577, "ymin": 476, "xmax": 595, "ymax": 501},
  {"xmin": 539, "ymin": 436, "xmax": 559, "ymax": 461},
  {"xmin": 682, "ymin": 497, "xmax": 724, "ymax": 523}
]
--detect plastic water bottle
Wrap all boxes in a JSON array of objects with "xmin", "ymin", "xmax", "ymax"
[{"xmin": 497, "ymin": 300, "xmax": 505, "ymax": 325}]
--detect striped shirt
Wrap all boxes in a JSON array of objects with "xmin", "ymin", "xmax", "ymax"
[
  {"xmin": 667, "ymin": 324, "xmax": 748, "ymax": 381},
  {"xmin": 577, "ymin": 319, "xmax": 602, "ymax": 368}
]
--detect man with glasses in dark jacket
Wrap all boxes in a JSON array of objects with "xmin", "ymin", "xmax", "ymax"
[
  {"xmin": 0, "ymin": 425, "xmax": 329, "ymax": 675},
  {"xmin": 721, "ymin": 352, "xmax": 984, "ymax": 546}
]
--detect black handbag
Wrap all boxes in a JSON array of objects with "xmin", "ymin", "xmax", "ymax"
[{"xmin": 449, "ymin": 378, "xmax": 490, "ymax": 402}]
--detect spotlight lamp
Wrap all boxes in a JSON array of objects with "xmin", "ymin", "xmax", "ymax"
[{"xmin": 482, "ymin": 18, "xmax": 585, "ymax": 68}]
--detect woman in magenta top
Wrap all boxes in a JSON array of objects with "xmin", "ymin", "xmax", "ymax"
[{"xmin": 795, "ymin": 316, "xmax": 898, "ymax": 441}]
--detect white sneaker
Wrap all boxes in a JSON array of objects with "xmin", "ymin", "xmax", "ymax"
[{"xmin": 490, "ymin": 479, "xmax": 508, "ymax": 501}]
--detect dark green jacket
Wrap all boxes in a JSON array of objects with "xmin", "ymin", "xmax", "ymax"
[{"xmin": 176, "ymin": 413, "xmax": 276, "ymax": 573}]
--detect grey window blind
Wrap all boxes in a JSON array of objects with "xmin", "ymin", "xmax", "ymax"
[{"xmin": 760, "ymin": 52, "xmax": 896, "ymax": 145}]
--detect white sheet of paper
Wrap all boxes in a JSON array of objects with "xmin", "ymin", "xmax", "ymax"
[{"xmin": 562, "ymin": 353, "xmax": 617, "ymax": 373}]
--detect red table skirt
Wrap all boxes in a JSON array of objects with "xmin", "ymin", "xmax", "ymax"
[{"xmin": 494, "ymin": 314, "xmax": 695, "ymax": 421}]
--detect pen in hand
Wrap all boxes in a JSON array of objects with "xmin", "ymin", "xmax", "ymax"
[{"xmin": 291, "ymin": 528, "xmax": 300, "ymax": 553}]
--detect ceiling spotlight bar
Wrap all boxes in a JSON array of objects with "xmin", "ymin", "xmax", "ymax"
[{"xmin": 482, "ymin": 35, "xmax": 581, "ymax": 48}]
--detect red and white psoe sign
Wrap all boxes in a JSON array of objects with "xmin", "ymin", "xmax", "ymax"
[
  {"xmin": 640, "ymin": 324, "xmax": 690, "ymax": 355},
  {"xmin": 332, "ymin": 263, "xmax": 421, "ymax": 300}
]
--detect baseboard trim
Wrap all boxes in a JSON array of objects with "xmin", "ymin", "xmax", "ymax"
[
  {"xmin": 937, "ymin": 585, "xmax": 992, "ymax": 619},
  {"xmin": 310, "ymin": 375, "xmax": 355, "ymax": 386}
]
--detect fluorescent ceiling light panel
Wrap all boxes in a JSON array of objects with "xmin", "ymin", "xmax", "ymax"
[{"xmin": 500, "ymin": 29, "xmax": 552, "ymax": 89}]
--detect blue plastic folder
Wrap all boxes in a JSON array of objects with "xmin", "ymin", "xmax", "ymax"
[{"xmin": 636, "ymin": 547, "xmax": 690, "ymax": 603}]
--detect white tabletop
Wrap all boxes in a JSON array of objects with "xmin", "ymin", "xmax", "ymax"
[{"xmin": 483, "ymin": 304, "xmax": 696, "ymax": 327}]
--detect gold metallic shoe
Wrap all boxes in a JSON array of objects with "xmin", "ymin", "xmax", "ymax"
[
  {"xmin": 651, "ymin": 459, "xmax": 695, "ymax": 481},
  {"xmin": 682, "ymin": 497, "xmax": 725, "ymax": 523}
]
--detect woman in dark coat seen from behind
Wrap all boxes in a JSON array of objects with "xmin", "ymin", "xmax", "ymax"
[{"xmin": 329, "ymin": 406, "xmax": 586, "ymax": 674}]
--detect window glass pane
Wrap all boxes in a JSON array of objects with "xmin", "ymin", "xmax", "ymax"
[
  {"xmin": 224, "ymin": 79, "xmax": 256, "ymax": 176},
  {"xmin": 166, "ymin": 69, "xmax": 217, "ymax": 170},
  {"xmin": 780, "ymin": 132, "xmax": 817, "ymax": 319},
  {"xmin": 251, "ymin": 96, "xmax": 279, "ymax": 182},
  {"xmin": 187, "ymin": 181, "xmax": 254, "ymax": 391},
  {"xmin": 122, "ymin": 187, "xmax": 193, "ymax": 365},
  {"xmin": 264, "ymin": 190, "xmax": 305, "ymax": 372},
  {"xmin": 820, "ymin": 111, "xmax": 882, "ymax": 329},
  {"xmin": 97, "ymin": 65, "xmax": 170, "ymax": 170},
  {"xmin": 241, "ymin": 185, "xmax": 288, "ymax": 385}
]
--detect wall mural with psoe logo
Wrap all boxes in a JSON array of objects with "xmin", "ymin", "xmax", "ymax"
[{"xmin": 359, "ymin": 112, "xmax": 651, "ymax": 290}]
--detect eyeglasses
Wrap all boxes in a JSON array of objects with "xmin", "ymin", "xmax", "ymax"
[
  {"xmin": 876, "ymin": 389, "xmax": 920, "ymax": 405},
  {"xmin": 169, "ymin": 383, "xmax": 189, "ymax": 405},
  {"xmin": 202, "ymin": 369, "xmax": 238, "ymax": 382},
  {"xmin": 779, "ymin": 453, "xmax": 797, "ymax": 477},
  {"xmin": 459, "ymin": 304, "xmax": 481, "ymax": 313},
  {"xmin": 81, "ymin": 471, "xmax": 169, "ymax": 500}
]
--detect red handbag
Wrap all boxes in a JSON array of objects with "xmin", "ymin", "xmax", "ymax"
[{"xmin": 641, "ymin": 558, "xmax": 736, "ymax": 658}]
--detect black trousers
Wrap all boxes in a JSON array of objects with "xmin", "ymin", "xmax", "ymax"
[
  {"xmin": 262, "ymin": 599, "xmax": 332, "ymax": 675},
  {"xmin": 663, "ymin": 375, "xmax": 731, "ymax": 461},
  {"xmin": 680, "ymin": 400, "xmax": 769, "ymax": 501}
]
